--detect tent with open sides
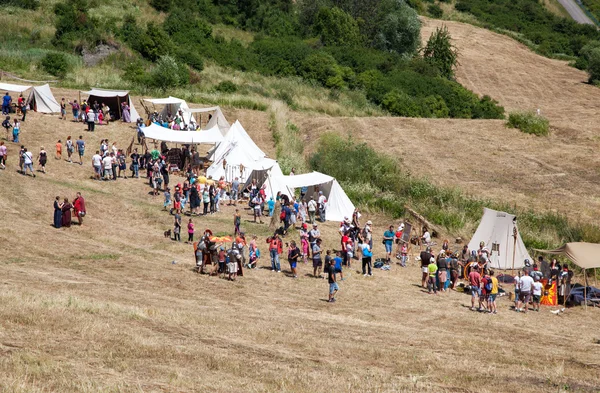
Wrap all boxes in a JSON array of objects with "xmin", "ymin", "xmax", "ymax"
[
  {"xmin": 0, "ymin": 83, "xmax": 60, "ymax": 113},
  {"xmin": 141, "ymin": 123, "xmax": 224, "ymax": 144},
  {"xmin": 268, "ymin": 171, "xmax": 355, "ymax": 222},
  {"xmin": 144, "ymin": 96, "xmax": 195, "ymax": 126},
  {"xmin": 467, "ymin": 208, "xmax": 532, "ymax": 270},
  {"xmin": 81, "ymin": 88, "xmax": 139, "ymax": 122}
]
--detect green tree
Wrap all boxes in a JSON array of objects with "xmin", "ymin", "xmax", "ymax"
[
  {"xmin": 150, "ymin": 56, "xmax": 189, "ymax": 90},
  {"xmin": 136, "ymin": 23, "xmax": 174, "ymax": 61},
  {"xmin": 53, "ymin": 0, "xmax": 99, "ymax": 47},
  {"xmin": 40, "ymin": 53, "xmax": 70, "ymax": 78},
  {"xmin": 422, "ymin": 25, "xmax": 458, "ymax": 79},
  {"xmin": 300, "ymin": 51, "xmax": 344, "ymax": 87},
  {"xmin": 314, "ymin": 7, "xmax": 362, "ymax": 46},
  {"xmin": 373, "ymin": 0, "xmax": 421, "ymax": 57},
  {"xmin": 587, "ymin": 48, "xmax": 600, "ymax": 84}
]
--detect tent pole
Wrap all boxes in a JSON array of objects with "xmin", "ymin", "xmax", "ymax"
[
  {"xmin": 511, "ymin": 226, "xmax": 517, "ymax": 277},
  {"xmin": 117, "ymin": 96, "xmax": 121, "ymax": 119},
  {"xmin": 595, "ymin": 268, "xmax": 598, "ymax": 288},
  {"xmin": 584, "ymin": 269, "xmax": 588, "ymax": 311}
]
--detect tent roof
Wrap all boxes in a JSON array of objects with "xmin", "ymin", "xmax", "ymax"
[
  {"xmin": 142, "ymin": 123, "xmax": 224, "ymax": 144},
  {"xmin": 205, "ymin": 107, "xmax": 230, "ymax": 133},
  {"xmin": 211, "ymin": 120, "xmax": 265, "ymax": 163},
  {"xmin": 144, "ymin": 96, "xmax": 185, "ymax": 105},
  {"xmin": 534, "ymin": 243, "xmax": 600, "ymax": 269},
  {"xmin": 81, "ymin": 88, "xmax": 130, "ymax": 98},
  {"xmin": 282, "ymin": 172, "xmax": 334, "ymax": 188},
  {"xmin": 0, "ymin": 82, "xmax": 32, "ymax": 93},
  {"xmin": 188, "ymin": 106, "xmax": 218, "ymax": 113}
]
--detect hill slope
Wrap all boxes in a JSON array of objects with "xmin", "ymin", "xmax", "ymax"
[
  {"xmin": 294, "ymin": 18, "xmax": 600, "ymax": 225},
  {"xmin": 1, "ymin": 103, "xmax": 599, "ymax": 392}
]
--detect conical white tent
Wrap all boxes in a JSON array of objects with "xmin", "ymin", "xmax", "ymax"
[
  {"xmin": 467, "ymin": 208, "xmax": 532, "ymax": 270},
  {"xmin": 269, "ymin": 171, "xmax": 355, "ymax": 222},
  {"xmin": 144, "ymin": 96, "xmax": 195, "ymax": 126},
  {"xmin": 27, "ymin": 84, "xmax": 60, "ymax": 113},
  {"xmin": 204, "ymin": 106, "xmax": 230, "ymax": 134}
]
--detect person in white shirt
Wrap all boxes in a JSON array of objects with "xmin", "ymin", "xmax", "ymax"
[
  {"xmin": 22, "ymin": 148, "xmax": 35, "ymax": 177},
  {"xmin": 307, "ymin": 197, "xmax": 317, "ymax": 224},
  {"xmin": 92, "ymin": 151, "xmax": 102, "ymax": 180},
  {"xmin": 422, "ymin": 227, "xmax": 432, "ymax": 245},
  {"xmin": 102, "ymin": 154, "xmax": 113, "ymax": 180},
  {"xmin": 317, "ymin": 191, "xmax": 327, "ymax": 222},
  {"xmin": 531, "ymin": 277, "xmax": 543, "ymax": 312},
  {"xmin": 517, "ymin": 270, "xmax": 534, "ymax": 313}
]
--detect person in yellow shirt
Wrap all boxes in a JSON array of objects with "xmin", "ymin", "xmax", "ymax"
[
  {"xmin": 427, "ymin": 257, "xmax": 438, "ymax": 295},
  {"xmin": 488, "ymin": 270, "xmax": 499, "ymax": 314}
]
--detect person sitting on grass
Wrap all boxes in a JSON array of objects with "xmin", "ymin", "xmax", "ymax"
[{"xmin": 328, "ymin": 258, "xmax": 338, "ymax": 303}]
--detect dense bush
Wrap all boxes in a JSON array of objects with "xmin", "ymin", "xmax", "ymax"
[
  {"xmin": 214, "ymin": 80, "xmax": 238, "ymax": 93},
  {"xmin": 149, "ymin": 56, "xmax": 189, "ymax": 90},
  {"xmin": 507, "ymin": 111, "xmax": 550, "ymax": 136},
  {"xmin": 428, "ymin": 4, "xmax": 443, "ymax": 18},
  {"xmin": 53, "ymin": 0, "xmax": 101, "ymax": 48},
  {"xmin": 314, "ymin": 7, "xmax": 362, "ymax": 47},
  {"xmin": 373, "ymin": 0, "xmax": 421, "ymax": 57},
  {"xmin": 40, "ymin": 53, "xmax": 70, "ymax": 78},
  {"xmin": 4, "ymin": 0, "xmax": 39, "ymax": 9}
]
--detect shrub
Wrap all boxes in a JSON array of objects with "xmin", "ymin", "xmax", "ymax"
[
  {"xmin": 507, "ymin": 111, "xmax": 550, "ymax": 136},
  {"xmin": 300, "ymin": 52, "xmax": 343, "ymax": 87},
  {"xmin": 135, "ymin": 23, "xmax": 174, "ymax": 61},
  {"xmin": 214, "ymin": 80, "xmax": 238, "ymax": 93},
  {"xmin": 53, "ymin": 0, "xmax": 101, "ymax": 47},
  {"xmin": 40, "ymin": 53, "xmax": 70, "ymax": 78},
  {"xmin": 382, "ymin": 90, "xmax": 423, "ymax": 117},
  {"xmin": 428, "ymin": 4, "xmax": 443, "ymax": 18},
  {"xmin": 314, "ymin": 7, "xmax": 362, "ymax": 47},
  {"xmin": 473, "ymin": 95, "xmax": 505, "ymax": 119},
  {"xmin": 587, "ymin": 47, "xmax": 600, "ymax": 84},
  {"xmin": 422, "ymin": 26, "xmax": 458, "ymax": 79},
  {"xmin": 149, "ymin": 56, "xmax": 189, "ymax": 90},
  {"xmin": 373, "ymin": 0, "xmax": 421, "ymax": 57},
  {"xmin": 4, "ymin": 0, "xmax": 39, "ymax": 9}
]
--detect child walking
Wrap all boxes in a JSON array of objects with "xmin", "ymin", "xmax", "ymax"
[
  {"xmin": 163, "ymin": 187, "xmax": 171, "ymax": 211},
  {"xmin": 187, "ymin": 218, "xmax": 194, "ymax": 243},
  {"xmin": 328, "ymin": 258, "xmax": 338, "ymax": 303},
  {"xmin": 173, "ymin": 214, "xmax": 181, "ymax": 242},
  {"xmin": 55, "ymin": 140, "xmax": 62, "ymax": 160}
]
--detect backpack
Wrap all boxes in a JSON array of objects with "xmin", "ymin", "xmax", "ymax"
[
  {"xmin": 279, "ymin": 210, "xmax": 286, "ymax": 221},
  {"xmin": 485, "ymin": 278, "xmax": 493, "ymax": 292}
]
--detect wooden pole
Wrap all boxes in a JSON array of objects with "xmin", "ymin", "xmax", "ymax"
[
  {"xmin": 595, "ymin": 268, "xmax": 598, "ymax": 288},
  {"xmin": 117, "ymin": 96, "xmax": 122, "ymax": 120},
  {"xmin": 511, "ymin": 226, "xmax": 517, "ymax": 277},
  {"xmin": 584, "ymin": 269, "xmax": 588, "ymax": 311}
]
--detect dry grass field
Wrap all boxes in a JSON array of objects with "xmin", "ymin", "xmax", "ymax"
[
  {"xmin": 291, "ymin": 18, "xmax": 600, "ymax": 224},
  {"xmin": 2, "ymin": 19, "xmax": 600, "ymax": 392}
]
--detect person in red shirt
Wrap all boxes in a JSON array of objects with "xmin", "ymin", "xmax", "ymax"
[
  {"xmin": 468, "ymin": 266, "xmax": 482, "ymax": 311},
  {"xmin": 73, "ymin": 192, "xmax": 86, "ymax": 226},
  {"xmin": 268, "ymin": 232, "xmax": 282, "ymax": 272},
  {"xmin": 340, "ymin": 231, "xmax": 350, "ymax": 267}
]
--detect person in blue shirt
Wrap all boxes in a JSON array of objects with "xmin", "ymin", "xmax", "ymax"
[
  {"xmin": 2, "ymin": 93, "xmax": 11, "ymax": 115},
  {"xmin": 334, "ymin": 251, "xmax": 344, "ymax": 280},
  {"xmin": 383, "ymin": 225, "xmax": 395, "ymax": 264},
  {"xmin": 267, "ymin": 197, "xmax": 275, "ymax": 217}
]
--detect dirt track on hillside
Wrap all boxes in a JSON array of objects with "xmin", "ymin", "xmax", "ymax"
[{"xmin": 289, "ymin": 19, "xmax": 600, "ymax": 223}]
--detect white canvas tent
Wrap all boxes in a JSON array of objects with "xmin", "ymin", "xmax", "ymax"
[
  {"xmin": 27, "ymin": 84, "xmax": 60, "ymax": 113},
  {"xmin": 467, "ymin": 208, "xmax": 532, "ymax": 270},
  {"xmin": 141, "ymin": 123, "xmax": 224, "ymax": 144},
  {"xmin": 81, "ymin": 88, "xmax": 139, "ymax": 122},
  {"xmin": 0, "ymin": 82, "xmax": 60, "ymax": 113},
  {"xmin": 144, "ymin": 96, "xmax": 195, "ymax": 126},
  {"xmin": 270, "ymin": 171, "xmax": 355, "ymax": 222},
  {"xmin": 202, "ymin": 106, "xmax": 230, "ymax": 134}
]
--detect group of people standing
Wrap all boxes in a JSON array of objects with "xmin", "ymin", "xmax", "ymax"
[
  {"xmin": 66, "ymin": 98, "xmax": 132, "ymax": 127},
  {"xmin": 53, "ymin": 192, "xmax": 86, "ymax": 228}
]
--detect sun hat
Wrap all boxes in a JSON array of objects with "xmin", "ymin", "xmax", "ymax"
[{"xmin": 366, "ymin": 220, "xmax": 372, "ymax": 225}]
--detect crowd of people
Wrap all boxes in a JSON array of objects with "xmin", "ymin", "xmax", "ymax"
[{"xmin": 66, "ymin": 99, "xmax": 132, "ymax": 126}]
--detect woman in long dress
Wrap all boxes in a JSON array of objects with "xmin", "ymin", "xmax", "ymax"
[
  {"xmin": 61, "ymin": 198, "xmax": 72, "ymax": 228},
  {"xmin": 121, "ymin": 102, "xmax": 131, "ymax": 123},
  {"xmin": 53, "ymin": 196, "xmax": 63, "ymax": 228}
]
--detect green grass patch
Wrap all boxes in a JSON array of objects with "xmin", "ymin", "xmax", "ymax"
[{"xmin": 507, "ymin": 111, "xmax": 550, "ymax": 136}]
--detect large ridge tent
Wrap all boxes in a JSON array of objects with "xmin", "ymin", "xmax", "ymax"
[
  {"xmin": 27, "ymin": 84, "xmax": 60, "ymax": 113},
  {"xmin": 81, "ymin": 88, "xmax": 139, "ymax": 122},
  {"xmin": 207, "ymin": 120, "xmax": 267, "ymax": 181},
  {"xmin": 0, "ymin": 82, "xmax": 60, "ymax": 113},
  {"xmin": 467, "ymin": 208, "xmax": 532, "ymax": 270},
  {"xmin": 144, "ymin": 96, "xmax": 195, "ymax": 126},
  {"xmin": 270, "ymin": 171, "xmax": 355, "ymax": 222},
  {"xmin": 141, "ymin": 123, "xmax": 224, "ymax": 144}
]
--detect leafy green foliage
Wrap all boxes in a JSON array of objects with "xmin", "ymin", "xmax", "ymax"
[
  {"xmin": 214, "ymin": 80, "xmax": 238, "ymax": 93},
  {"xmin": 507, "ymin": 111, "xmax": 550, "ymax": 136},
  {"xmin": 373, "ymin": 0, "xmax": 421, "ymax": 57},
  {"xmin": 314, "ymin": 7, "xmax": 362, "ymax": 46},
  {"xmin": 3, "ymin": 0, "xmax": 39, "ymax": 9},
  {"xmin": 422, "ymin": 26, "xmax": 458, "ymax": 79},
  {"xmin": 53, "ymin": 0, "xmax": 100, "ymax": 48},
  {"xmin": 587, "ymin": 48, "xmax": 600, "ymax": 84},
  {"xmin": 135, "ymin": 23, "xmax": 174, "ymax": 62},
  {"xmin": 149, "ymin": 56, "xmax": 189, "ymax": 90},
  {"xmin": 40, "ymin": 53, "xmax": 70, "ymax": 78},
  {"xmin": 428, "ymin": 3, "xmax": 443, "ymax": 18}
]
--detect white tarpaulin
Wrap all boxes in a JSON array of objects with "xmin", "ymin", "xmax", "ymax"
[
  {"xmin": 204, "ymin": 106, "xmax": 230, "ymax": 134},
  {"xmin": 0, "ymin": 82, "xmax": 31, "ymax": 93},
  {"xmin": 27, "ymin": 84, "xmax": 60, "ymax": 113},
  {"xmin": 142, "ymin": 123, "xmax": 224, "ymax": 144},
  {"xmin": 467, "ymin": 208, "xmax": 532, "ymax": 270},
  {"xmin": 144, "ymin": 96, "xmax": 196, "ymax": 126},
  {"xmin": 269, "ymin": 171, "xmax": 355, "ymax": 222},
  {"xmin": 81, "ymin": 88, "xmax": 139, "ymax": 122}
]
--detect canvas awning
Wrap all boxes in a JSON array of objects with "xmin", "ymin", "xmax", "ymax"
[
  {"xmin": 534, "ymin": 243, "xmax": 600, "ymax": 269},
  {"xmin": 188, "ymin": 106, "xmax": 219, "ymax": 113},
  {"xmin": 0, "ymin": 82, "xmax": 32, "ymax": 93},
  {"xmin": 142, "ymin": 123, "xmax": 223, "ymax": 144},
  {"xmin": 144, "ymin": 97, "xmax": 185, "ymax": 105},
  {"xmin": 81, "ymin": 88, "xmax": 140, "ymax": 122},
  {"xmin": 81, "ymin": 88, "xmax": 130, "ymax": 97}
]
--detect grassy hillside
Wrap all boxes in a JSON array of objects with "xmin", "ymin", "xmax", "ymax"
[{"xmin": 1, "ymin": 99, "xmax": 599, "ymax": 393}]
